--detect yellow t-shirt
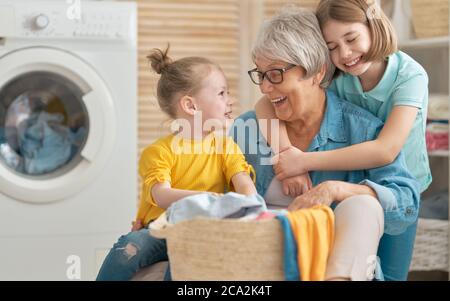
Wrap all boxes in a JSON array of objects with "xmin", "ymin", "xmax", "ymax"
[{"xmin": 135, "ymin": 132, "xmax": 255, "ymax": 225}]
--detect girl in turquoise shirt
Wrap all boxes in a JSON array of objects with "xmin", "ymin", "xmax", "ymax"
[{"xmin": 256, "ymin": 0, "xmax": 431, "ymax": 194}]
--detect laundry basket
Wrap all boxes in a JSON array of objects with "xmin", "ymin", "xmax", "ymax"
[
  {"xmin": 150, "ymin": 217, "xmax": 285, "ymax": 281},
  {"xmin": 410, "ymin": 218, "xmax": 449, "ymax": 271}
]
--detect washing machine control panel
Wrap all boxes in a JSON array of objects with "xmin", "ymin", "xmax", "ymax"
[
  {"xmin": 34, "ymin": 14, "xmax": 50, "ymax": 30},
  {"xmin": 2, "ymin": 2, "xmax": 136, "ymax": 41}
]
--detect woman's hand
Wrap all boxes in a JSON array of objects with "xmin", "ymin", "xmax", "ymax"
[
  {"xmin": 281, "ymin": 173, "xmax": 312, "ymax": 198},
  {"xmin": 272, "ymin": 146, "xmax": 309, "ymax": 180},
  {"xmin": 287, "ymin": 181, "xmax": 336, "ymax": 211}
]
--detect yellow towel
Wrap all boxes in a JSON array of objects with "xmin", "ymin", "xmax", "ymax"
[{"xmin": 287, "ymin": 205, "xmax": 335, "ymax": 281}]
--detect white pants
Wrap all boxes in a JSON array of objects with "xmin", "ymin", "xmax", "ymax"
[{"xmin": 325, "ymin": 195, "xmax": 384, "ymax": 281}]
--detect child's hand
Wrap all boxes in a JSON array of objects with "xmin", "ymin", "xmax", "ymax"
[
  {"xmin": 272, "ymin": 146, "xmax": 308, "ymax": 180},
  {"xmin": 281, "ymin": 173, "xmax": 312, "ymax": 198},
  {"xmin": 131, "ymin": 219, "xmax": 143, "ymax": 232}
]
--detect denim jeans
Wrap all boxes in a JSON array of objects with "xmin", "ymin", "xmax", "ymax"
[
  {"xmin": 377, "ymin": 219, "xmax": 418, "ymax": 281},
  {"xmin": 164, "ymin": 263, "xmax": 172, "ymax": 281},
  {"xmin": 96, "ymin": 228, "xmax": 168, "ymax": 281}
]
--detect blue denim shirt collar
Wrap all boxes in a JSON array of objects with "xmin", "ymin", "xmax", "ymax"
[{"xmin": 309, "ymin": 90, "xmax": 347, "ymax": 151}]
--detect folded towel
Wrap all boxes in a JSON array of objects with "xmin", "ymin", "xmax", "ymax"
[
  {"xmin": 426, "ymin": 122, "xmax": 449, "ymax": 151},
  {"xmin": 428, "ymin": 94, "xmax": 449, "ymax": 120}
]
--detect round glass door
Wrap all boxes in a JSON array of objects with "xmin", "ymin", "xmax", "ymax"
[
  {"xmin": 0, "ymin": 71, "xmax": 89, "ymax": 178},
  {"xmin": 0, "ymin": 47, "xmax": 116, "ymax": 203}
]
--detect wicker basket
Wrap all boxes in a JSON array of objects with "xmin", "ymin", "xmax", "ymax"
[
  {"xmin": 410, "ymin": 0, "xmax": 449, "ymax": 39},
  {"xmin": 410, "ymin": 218, "xmax": 449, "ymax": 271},
  {"xmin": 150, "ymin": 217, "xmax": 285, "ymax": 281}
]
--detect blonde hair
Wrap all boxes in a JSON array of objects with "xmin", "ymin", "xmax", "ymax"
[
  {"xmin": 252, "ymin": 7, "xmax": 335, "ymax": 89},
  {"xmin": 316, "ymin": 0, "xmax": 397, "ymax": 67},
  {"xmin": 147, "ymin": 45, "xmax": 220, "ymax": 119}
]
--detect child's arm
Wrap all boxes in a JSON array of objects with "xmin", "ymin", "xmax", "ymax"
[
  {"xmin": 255, "ymin": 97, "xmax": 291, "ymax": 154},
  {"xmin": 131, "ymin": 219, "xmax": 143, "ymax": 231},
  {"xmin": 151, "ymin": 181, "xmax": 209, "ymax": 209},
  {"xmin": 306, "ymin": 106, "xmax": 418, "ymax": 169},
  {"xmin": 152, "ymin": 173, "xmax": 256, "ymax": 207},
  {"xmin": 275, "ymin": 106, "xmax": 419, "ymax": 179},
  {"xmin": 231, "ymin": 172, "xmax": 257, "ymax": 196}
]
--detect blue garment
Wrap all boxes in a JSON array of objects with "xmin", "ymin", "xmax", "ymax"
[
  {"xmin": 166, "ymin": 192, "xmax": 267, "ymax": 224},
  {"xmin": 276, "ymin": 214, "xmax": 300, "ymax": 281},
  {"xmin": 96, "ymin": 227, "xmax": 168, "ymax": 281},
  {"xmin": 378, "ymin": 220, "xmax": 417, "ymax": 281},
  {"xmin": 0, "ymin": 141, "xmax": 21, "ymax": 170},
  {"xmin": 19, "ymin": 111, "xmax": 73, "ymax": 174},
  {"xmin": 0, "ymin": 128, "xmax": 5, "ymax": 144},
  {"xmin": 230, "ymin": 90, "xmax": 421, "ymax": 280}
]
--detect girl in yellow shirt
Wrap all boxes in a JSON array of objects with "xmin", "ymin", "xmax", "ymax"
[{"xmin": 96, "ymin": 46, "xmax": 256, "ymax": 281}]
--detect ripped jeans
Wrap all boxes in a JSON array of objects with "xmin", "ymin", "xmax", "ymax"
[{"xmin": 96, "ymin": 228, "xmax": 168, "ymax": 281}]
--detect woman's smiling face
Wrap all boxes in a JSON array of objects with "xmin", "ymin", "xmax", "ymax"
[{"xmin": 254, "ymin": 56, "xmax": 317, "ymax": 122}]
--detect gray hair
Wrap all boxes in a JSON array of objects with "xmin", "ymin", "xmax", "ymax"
[{"xmin": 252, "ymin": 7, "xmax": 335, "ymax": 89}]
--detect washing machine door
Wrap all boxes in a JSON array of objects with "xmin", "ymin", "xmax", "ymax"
[{"xmin": 0, "ymin": 47, "xmax": 116, "ymax": 203}]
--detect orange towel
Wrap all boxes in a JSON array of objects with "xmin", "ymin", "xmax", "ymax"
[{"xmin": 286, "ymin": 205, "xmax": 335, "ymax": 281}]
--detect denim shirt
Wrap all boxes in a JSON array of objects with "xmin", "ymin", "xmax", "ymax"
[{"xmin": 230, "ymin": 90, "xmax": 421, "ymax": 236}]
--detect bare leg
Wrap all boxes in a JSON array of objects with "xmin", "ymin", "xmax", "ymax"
[{"xmin": 325, "ymin": 195, "xmax": 384, "ymax": 281}]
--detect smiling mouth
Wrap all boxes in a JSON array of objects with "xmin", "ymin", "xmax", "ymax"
[
  {"xmin": 343, "ymin": 56, "xmax": 362, "ymax": 68},
  {"xmin": 224, "ymin": 111, "xmax": 233, "ymax": 119},
  {"xmin": 271, "ymin": 96, "xmax": 287, "ymax": 106}
]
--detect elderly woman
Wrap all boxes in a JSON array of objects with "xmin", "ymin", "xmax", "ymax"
[{"xmin": 231, "ymin": 8, "xmax": 420, "ymax": 281}]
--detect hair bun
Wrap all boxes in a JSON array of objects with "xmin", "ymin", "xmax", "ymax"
[{"xmin": 147, "ymin": 45, "xmax": 172, "ymax": 74}]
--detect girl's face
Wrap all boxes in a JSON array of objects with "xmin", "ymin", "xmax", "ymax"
[
  {"xmin": 254, "ymin": 56, "xmax": 317, "ymax": 122},
  {"xmin": 193, "ymin": 67, "xmax": 233, "ymax": 129},
  {"xmin": 322, "ymin": 19, "xmax": 373, "ymax": 77}
]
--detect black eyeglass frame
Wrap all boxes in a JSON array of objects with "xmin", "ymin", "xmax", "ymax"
[{"xmin": 247, "ymin": 64, "xmax": 296, "ymax": 85}]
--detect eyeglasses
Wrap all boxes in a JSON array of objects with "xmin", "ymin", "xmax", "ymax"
[{"xmin": 247, "ymin": 64, "xmax": 296, "ymax": 85}]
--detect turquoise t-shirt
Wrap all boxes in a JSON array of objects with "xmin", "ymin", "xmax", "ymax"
[{"xmin": 330, "ymin": 51, "xmax": 431, "ymax": 192}]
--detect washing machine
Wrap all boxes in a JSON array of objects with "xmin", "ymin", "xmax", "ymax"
[{"xmin": 0, "ymin": 0, "xmax": 137, "ymax": 280}]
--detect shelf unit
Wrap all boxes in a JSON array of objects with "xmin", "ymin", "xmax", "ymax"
[
  {"xmin": 387, "ymin": 0, "xmax": 450, "ymax": 277},
  {"xmin": 428, "ymin": 150, "xmax": 450, "ymax": 158},
  {"xmin": 400, "ymin": 37, "xmax": 449, "ymax": 49}
]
